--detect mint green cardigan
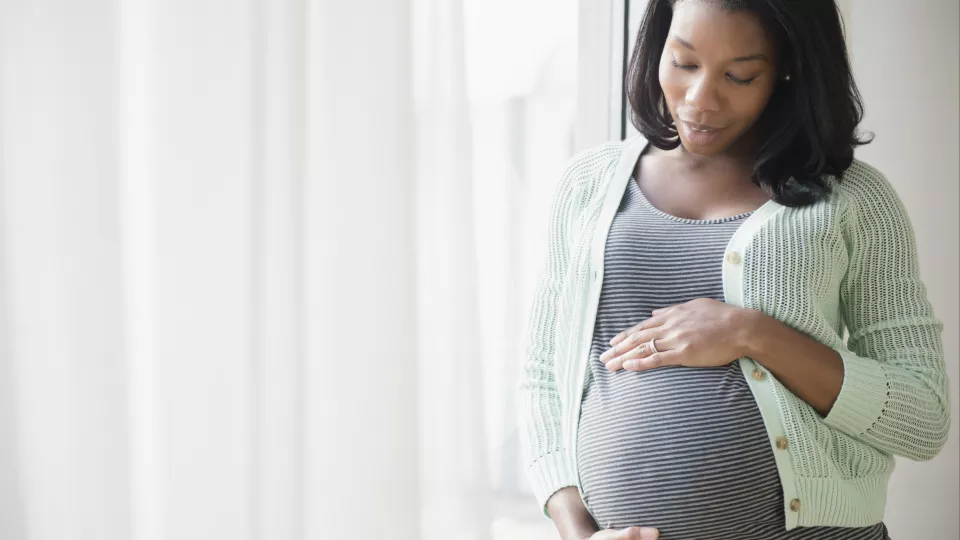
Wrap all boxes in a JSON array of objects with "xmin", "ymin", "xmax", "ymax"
[{"xmin": 516, "ymin": 134, "xmax": 950, "ymax": 530}]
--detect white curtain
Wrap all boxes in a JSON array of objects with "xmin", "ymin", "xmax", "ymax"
[
  {"xmin": 1, "ymin": 2, "xmax": 131, "ymax": 539},
  {"xmin": 413, "ymin": 0, "xmax": 493, "ymax": 539},
  {"xmin": 0, "ymin": 0, "xmax": 518, "ymax": 539}
]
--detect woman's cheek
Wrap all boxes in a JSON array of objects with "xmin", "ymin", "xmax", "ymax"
[{"xmin": 659, "ymin": 69, "xmax": 682, "ymax": 111}]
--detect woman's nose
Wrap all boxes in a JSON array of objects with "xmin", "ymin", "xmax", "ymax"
[{"xmin": 685, "ymin": 76, "xmax": 721, "ymax": 113}]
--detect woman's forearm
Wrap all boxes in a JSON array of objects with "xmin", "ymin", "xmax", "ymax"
[
  {"xmin": 546, "ymin": 487, "xmax": 600, "ymax": 540},
  {"xmin": 739, "ymin": 309, "xmax": 844, "ymax": 417}
]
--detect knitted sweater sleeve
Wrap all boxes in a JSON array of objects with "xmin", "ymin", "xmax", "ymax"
[
  {"xmin": 823, "ymin": 166, "xmax": 950, "ymax": 461},
  {"xmin": 516, "ymin": 152, "xmax": 588, "ymax": 519}
]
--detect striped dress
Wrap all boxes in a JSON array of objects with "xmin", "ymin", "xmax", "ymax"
[{"xmin": 575, "ymin": 176, "xmax": 891, "ymax": 539}]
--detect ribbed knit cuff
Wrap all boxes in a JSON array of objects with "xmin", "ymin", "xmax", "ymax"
[
  {"xmin": 793, "ymin": 473, "xmax": 891, "ymax": 528},
  {"xmin": 822, "ymin": 348, "xmax": 890, "ymax": 439},
  {"xmin": 526, "ymin": 450, "xmax": 579, "ymax": 520}
]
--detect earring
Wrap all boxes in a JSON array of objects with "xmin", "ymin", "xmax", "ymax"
[{"xmin": 784, "ymin": 74, "xmax": 792, "ymax": 81}]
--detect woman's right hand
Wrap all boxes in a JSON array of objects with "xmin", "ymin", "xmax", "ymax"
[
  {"xmin": 546, "ymin": 486, "xmax": 661, "ymax": 540},
  {"xmin": 587, "ymin": 527, "xmax": 660, "ymax": 540}
]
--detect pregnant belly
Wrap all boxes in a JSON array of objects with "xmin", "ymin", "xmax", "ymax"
[{"xmin": 576, "ymin": 362, "xmax": 787, "ymax": 537}]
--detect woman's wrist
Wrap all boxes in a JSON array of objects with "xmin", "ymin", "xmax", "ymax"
[
  {"xmin": 546, "ymin": 487, "xmax": 599, "ymax": 539},
  {"xmin": 732, "ymin": 307, "xmax": 768, "ymax": 359}
]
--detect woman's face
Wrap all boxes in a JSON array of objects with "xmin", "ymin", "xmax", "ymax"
[{"xmin": 658, "ymin": 1, "xmax": 780, "ymax": 156}]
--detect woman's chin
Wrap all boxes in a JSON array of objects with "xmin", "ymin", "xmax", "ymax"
[{"xmin": 678, "ymin": 138, "xmax": 724, "ymax": 156}]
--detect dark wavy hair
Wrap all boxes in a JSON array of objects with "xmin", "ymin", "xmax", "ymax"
[{"xmin": 627, "ymin": 0, "xmax": 873, "ymax": 206}]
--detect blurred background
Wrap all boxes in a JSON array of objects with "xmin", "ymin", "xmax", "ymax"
[{"xmin": 0, "ymin": 0, "xmax": 956, "ymax": 539}]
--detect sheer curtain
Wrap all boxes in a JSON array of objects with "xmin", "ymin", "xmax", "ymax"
[
  {"xmin": 0, "ymin": 0, "xmax": 580, "ymax": 539},
  {"xmin": 413, "ymin": 0, "xmax": 492, "ymax": 538}
]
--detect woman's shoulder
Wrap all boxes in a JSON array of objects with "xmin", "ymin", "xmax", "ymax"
[
  {"xmin": 560, "ymin": 136, "xmax": 631, "ymax": 184},
  {"xmin": 829, "ymin": 156, "xmax": 917, "ymax": 232},
  {"xmin": 830, "ymin": 157, "xmax": 904, "ymax": 205},
  {"xmin": 554, "ymin": 135, "xmax": 639, "ymax": 203}
]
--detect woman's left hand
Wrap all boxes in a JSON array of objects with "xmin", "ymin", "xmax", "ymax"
[{"xmin": 600, "ymin": 298, "xmax": 755, "ymax": 372}]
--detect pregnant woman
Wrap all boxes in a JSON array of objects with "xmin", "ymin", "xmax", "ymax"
[{"xmin": 516, "ymin": 1, "xmax": 950, "ymax": 539}]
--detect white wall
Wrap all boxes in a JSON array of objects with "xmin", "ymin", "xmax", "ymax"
[{"xmin": 846, "ymin": 2, "xmax": 959, "ymax": 539}]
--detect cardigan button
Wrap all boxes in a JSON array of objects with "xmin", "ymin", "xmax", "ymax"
[
  {"xmin": 751, "ymin": 368, "xmax": 766, "ymax": 381},
  {"xmin": 725, "ymin": 250, "xmax": 742, "ymax": 264},
  {"xmin": 776, "ymin": 436, "xmax": 789, "ymax": 450},
  {"xmin": 789, "ymin": 499, "xmax": 802, "ymax": 512}
]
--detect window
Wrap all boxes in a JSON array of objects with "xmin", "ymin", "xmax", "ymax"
[
  {"xmin": 462, "ymin": 0, "xmax": 639, "ymax": 536},
  {"xmin": 464, "ymin": 0, "xmax": 578, "ymax": 535}
]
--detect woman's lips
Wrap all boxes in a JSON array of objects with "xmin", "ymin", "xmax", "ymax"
[
  {"xmin": 682, "ymin": 119, "xmax": 723, "ymax": 130},
  {"xmin": 681, "ymin": 120, "xmax": 726, "ymax": 146}
]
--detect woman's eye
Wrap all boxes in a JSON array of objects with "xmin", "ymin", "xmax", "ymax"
[
  {"xmin": 726, "ymin": 74, "xmax": 757, "ymax": 86},
  {"xmin": 672, "ymin": 59, "xmax": 756, "ymax": 85}
]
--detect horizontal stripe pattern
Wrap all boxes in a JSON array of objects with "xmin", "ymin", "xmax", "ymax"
[{"xmin": 575, "ymin": 178, "xmax": 889, "ymax": 539}]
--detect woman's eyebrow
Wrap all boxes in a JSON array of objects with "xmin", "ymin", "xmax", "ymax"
[
  {"xmin": 731, "ymin": 52, "xmax": 768, "ymax": 62},
  {"xmin": 671, "ymin": 35, "xmax": 769, "ymax": 62}
]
